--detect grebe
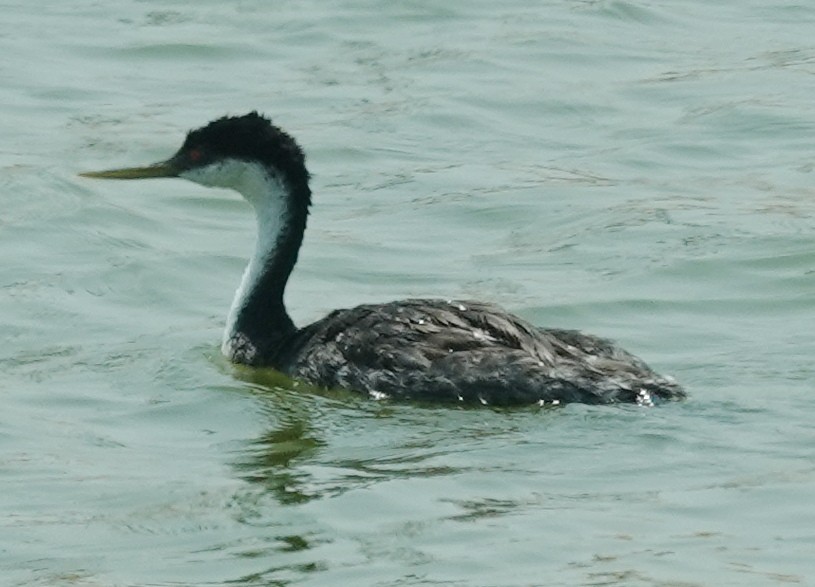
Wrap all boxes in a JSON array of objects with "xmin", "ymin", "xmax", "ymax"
[{"xmin": 81, "ymin": 112, "xmax": 684, "ymax": 406}]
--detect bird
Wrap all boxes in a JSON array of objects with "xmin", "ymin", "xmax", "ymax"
[{"xmin": 81, "ymin": 112, "xmax": 685, "ymax": 406}]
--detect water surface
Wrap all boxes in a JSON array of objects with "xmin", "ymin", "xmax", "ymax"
[{"xmin": 2, "ymin": 1, "xmax": 815, "ymax": 585}]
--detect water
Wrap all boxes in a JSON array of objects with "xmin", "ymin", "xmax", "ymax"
[{"xmin": 2, "ymin": 1, "xmax": 814, "ymax": 585}]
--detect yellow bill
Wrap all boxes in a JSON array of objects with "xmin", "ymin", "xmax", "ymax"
[{"xmin": 79, "ymin": 161, "xmax": 179, "ymax": 180}]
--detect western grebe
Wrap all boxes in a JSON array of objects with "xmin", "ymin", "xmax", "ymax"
[{"xmin": 81, "ymin": 112, "xmax": 684, "ymax": 406}]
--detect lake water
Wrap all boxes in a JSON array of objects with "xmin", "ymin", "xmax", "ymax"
[{"xmin": 2, "ymin": 1, "xmax": 814, "ymax": 585}]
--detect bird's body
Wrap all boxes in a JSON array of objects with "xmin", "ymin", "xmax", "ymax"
[
  {"xmin": 81, "ymin": 112, "xmax": 685, "ymax": 406},
  {"xmin": 271, "ymin": 298, "xmax": 680, "ymax": 406}
]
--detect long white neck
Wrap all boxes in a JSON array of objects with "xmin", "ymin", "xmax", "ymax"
[
  {"xmin": 223, "ymin": 175, "xmax": 288, "ymax": 349},
  {"xmin": 181, "ymin": 159, "xmax": 297, "ymax": 364}
]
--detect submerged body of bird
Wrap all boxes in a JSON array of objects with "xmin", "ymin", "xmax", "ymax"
[{"xmin": 81, "ymin": 112, "xmax": 685, "ymax": 406}]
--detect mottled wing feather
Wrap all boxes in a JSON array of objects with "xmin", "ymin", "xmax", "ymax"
[{"xmin": 284, "ymin": 299, "xmax": 684, "ymax": 405}]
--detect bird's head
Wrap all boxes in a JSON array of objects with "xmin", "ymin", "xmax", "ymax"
[{"xmin": 81, "ymin": 112, "xmax": 310, "ymax": 203}]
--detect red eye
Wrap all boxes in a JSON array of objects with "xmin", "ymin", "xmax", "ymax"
[{"xmin": 188, "ymin": 148, "xmax": 203, "ymax": 162}]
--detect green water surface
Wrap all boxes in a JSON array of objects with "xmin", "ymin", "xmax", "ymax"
[{"xmin": 2, "ymin": 1, "xmax": 814, "ymax": 585}]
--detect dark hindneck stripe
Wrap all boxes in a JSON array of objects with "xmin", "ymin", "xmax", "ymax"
[{"xmin": 233, "ymin": 182, "xmax": 309, "ymax": 364}]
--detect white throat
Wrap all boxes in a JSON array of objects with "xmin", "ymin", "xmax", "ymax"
[{"xmin": 181, "ymin": 159, "xmax": 290, "ymax": 357}]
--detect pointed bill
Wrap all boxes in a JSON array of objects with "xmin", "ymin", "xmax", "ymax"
[{"xmin": 79, "ymin": 161, "xmax": 179, "ymax": 180}]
